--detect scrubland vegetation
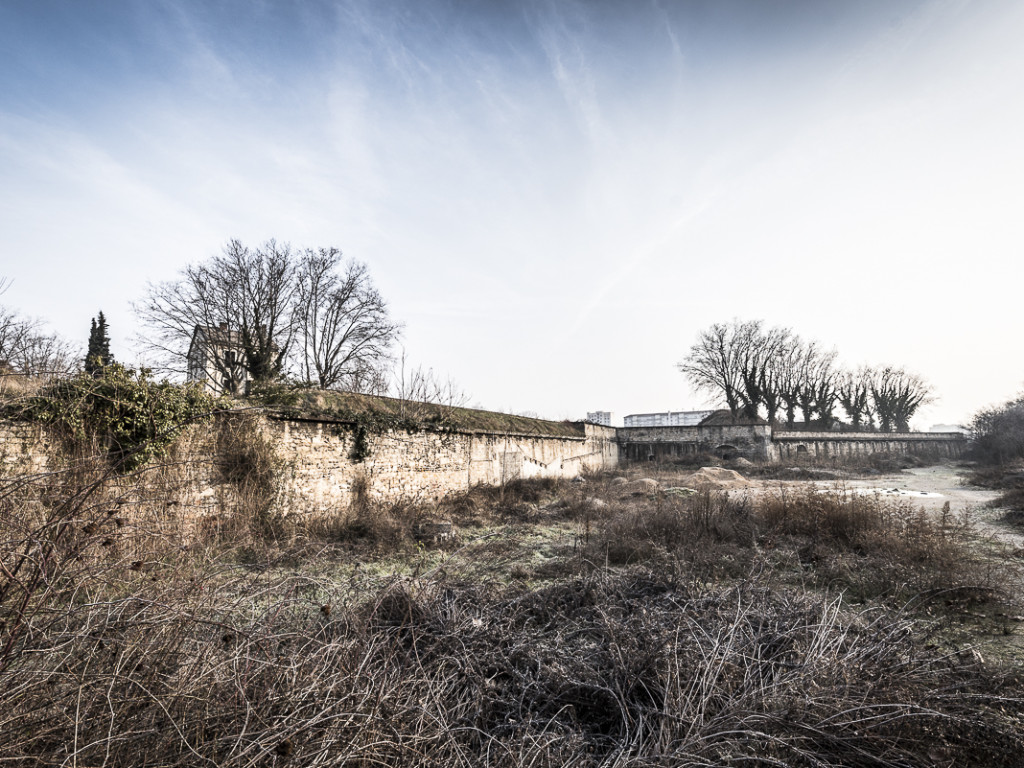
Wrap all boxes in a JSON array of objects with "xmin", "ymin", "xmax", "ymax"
[
  {"xmin": 4, "ymin": 434, "xmax": 1024, "ymax": 766},
  {"xmin": 968, "ymin": 392, "xmax": 1024, "ymax": 526},
  {"xmin": 1, "ymin": 364, "xmax": 1022, "ymax": 765}
]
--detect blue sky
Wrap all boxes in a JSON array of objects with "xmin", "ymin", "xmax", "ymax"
[{"xmin": 2, "ymin": 0, "xmax": 1022, "ymax": 426}]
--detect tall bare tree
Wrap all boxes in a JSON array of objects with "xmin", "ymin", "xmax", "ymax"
[
  {"xmin": 136, "ymin": 240, "xmax": 398, "ymax": 393},
  {"xmin": 838, "ymin": 366, "xmax": 874, "ymax": 430},
  {"xmin": 678, "ymin": 321, "xmax": 747, "ymax": 417},
  {"xmin": 752, "ymin": 325, "xmax": 795, "ymax": 424},
  {"xmin": 870, "ymin": 367, "xmax": 933, "ymax": 432},
  {"xmin": 295, "ymin": 249, "xmax": 400, "ymax": 390}
]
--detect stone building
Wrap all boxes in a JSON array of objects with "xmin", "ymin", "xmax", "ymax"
[{"xmin": 186, "ymin": 324, "xmax": 250, "ymax": 395}]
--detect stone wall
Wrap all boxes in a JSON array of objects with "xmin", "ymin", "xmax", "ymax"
[
  {"xmin": 618, "ymin": 423, "xmax": 773, "ymax": 461},
  {"xmin": 0, "ymin": 421, "xmax": 53, "ymax": 477},
  {"xmin": 275, "ymin": 418, "xmax": 618, "ymax": 512},
  {"xmin": 615, "ymin": 423, "xmax": 967, "ymax": 464},
  {"xmin": 0, "ymin": 417, "xmax": 619, "ymax": 520},
  {"xmin": 769, "ymin": 431, "xmax": 966, "ymax": 461}
]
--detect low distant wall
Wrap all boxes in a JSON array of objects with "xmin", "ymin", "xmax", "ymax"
[
  {"xmin": 616, "ymin": 424, "xmax": 967, "ymax": 464},
  {"xmin": 769, "ymin": 431, "xmax": 966, "ymax": 462},
  {"xmin": 618, "ymin": 424, "xmax": 773, "ymax": 461}
]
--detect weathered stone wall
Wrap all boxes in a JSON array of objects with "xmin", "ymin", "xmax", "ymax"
[
  {"xmin": 0, "ymin": 416, "xmax": 619, "ymax": 524},
  {"xmin": 274, "ymin": 418, "xmax": 618, "ymax": 512},
  {"xmin": 618, "ymin": 424, "xmax": 773, "ymax": 461},
  {"xmin": 616, "ymin": 423, "xmax": 967, "ymax": 464},
  {"xmin": 769, "ymin": 431, "xmax": 966, "ymax": 461},
  {"xmin": 0, "ymin": 421, "xmax": 53, "ymax": 477}
]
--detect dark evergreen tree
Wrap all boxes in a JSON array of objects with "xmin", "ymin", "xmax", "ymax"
[{"xmin": 85, "ymin": 311, "xmax": 113, "ymax": 374}]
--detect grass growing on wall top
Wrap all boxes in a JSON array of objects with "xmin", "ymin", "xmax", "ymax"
[{"xmin": 252, "ymin": 386, "xmax": 586, "ymax": 437}]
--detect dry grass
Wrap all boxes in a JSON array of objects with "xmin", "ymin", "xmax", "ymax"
[
  {"xmin": 3, "ymin": 559, "xmax": 1023, "ymax": 767},
  {"xmin": 3, "ymin": 455, "xmax": 1024, "ymax": 765}
]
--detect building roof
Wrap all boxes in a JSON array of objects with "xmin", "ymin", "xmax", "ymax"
[
  {"xmin": 698, "ymin": 409, "xmax": 768, "ymax": 427},
  {"xmin": 188, "ymin": 323, "xmax": 245, "ymax": 360}
]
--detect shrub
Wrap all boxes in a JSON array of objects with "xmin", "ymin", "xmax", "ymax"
[
  {"xmin": 971, "ymin": 395, "xmax": 1024, "ymax": 465},
  {"xmin": 15, "ymin": 364, "xmax": 218, "ymax": 471},
  {"xmin": 216, "ymin": 413, "xmax": 287, "ymax": 541},
  {"xmin": 3, "ymin": 566, "xmax": 1023, "ymax": 767}
]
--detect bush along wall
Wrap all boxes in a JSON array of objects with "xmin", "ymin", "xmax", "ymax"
[{"xmin": 14, "ymin": 365, "xmax": 219, "ymax": 471}]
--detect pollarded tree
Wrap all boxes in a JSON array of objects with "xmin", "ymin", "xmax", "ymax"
[
  {"xmin": 733, "ymin": 319, "xmax": 769, "ymax": 420},
  {"xmin": 678, "ymin": 321, "xmax": 747, "ymax": 417},
  {"xmin": 681, "ymin": 320, "xmax": 804, "ymax": 422},
  {"xmin": 870, "ymin": 366, "xmax": 933, "ymax": 432},
  {"xmin": 753, "ymin": 325, "xmax": 795, "ymax": 424},
  {"xmin": 85, "ymin": 311, "xmax": 114, "ymax": 375},
  {"xmin": 787, "ymin": 341, "xmax": 837, "ymax": 428},
  {"xmin": 838, "ymin": 366, "xmax": 873, "ymax": 430}
]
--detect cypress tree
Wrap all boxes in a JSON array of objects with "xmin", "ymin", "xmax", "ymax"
[{"xmin": 85, "ymin": 311, "xmax": 113, "ymax": 375}]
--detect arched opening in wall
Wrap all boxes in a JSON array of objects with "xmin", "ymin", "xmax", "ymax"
[
  {"xmin": 796, "ymin": 445, "xmax": 809, "ymax": 455},
  {"xmin": 716, "ymin": 444, "xmax": 738, "ymax": 460}
]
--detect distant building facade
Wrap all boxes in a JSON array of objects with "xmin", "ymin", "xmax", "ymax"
[
  {"xmin": 186, "ymin": 324, "xmax": 250, "ymax": 395},
  {"xmin": 623, "ymin": 410, "xmax": 714, "ymax": 428},
  {"xmin": 586, "ymin": 411, "xmax": 613, "ymax": 426},
  {"xmin": 929, "ymin": 424, "xmax": 970, "ymax": 435}
]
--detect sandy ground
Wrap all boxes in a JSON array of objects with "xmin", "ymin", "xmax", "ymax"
[{"xmin": 806, "ymin": 464, "xmax": 1023, "ymax": 549}]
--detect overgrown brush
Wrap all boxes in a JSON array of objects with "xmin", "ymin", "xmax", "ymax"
[
  {"xmin": 9, "ymin": 364, "xmax": 218, "ymax": 471},
  {"xmin": 2, "ymin": 563, "xmax": 1022, "ymax": 766},
  {"xmin": 4, "ymin": 445, "xmax": 1023, "ymax": 766},
  {"xmin": 580, "ymin": 483, "xmax": 1016, "ymax": 607},
  {"xmin": 214, "ymin": 412, "xmax": 288, "ymax": 543}
]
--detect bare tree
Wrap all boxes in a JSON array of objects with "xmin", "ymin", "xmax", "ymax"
[
  {"xmin": 752, "ymin": 325, "xmax": 795, "ymax": 424},
  {"xmin": 136, "ymin": 239, "xmax": 296, "ymax": 387},
  {"xmin": 12, "ymin": 332, "xmax": 78, "ymax": 378},
  {"xmin": 683, "ymin": 321, "xmax": 815, "ymax": 423},
  {"xmin": 733, "ymin": 320, "xmax": 767, "ymax": 420},
  {"xmin": 681, "ymin": 320, "xmax": 935, "ymax": 433},
  {"xmin": 838, "ymin": 366, "xmax": 874, "ymax": 430},
  {"xmin": 295, "ymin": 249, "xmax": 401, "ymax": 390},
  {"xmin": 870, "ymin": 367, "xmax": 933, "ymax": 432},
  {"xmin": 678, "ymin": 322, "xmax": 746, "ymax": 417},
  {"xmin": 0, "ymin": 279, "xmax": 77, "ymax": 381},
  {"xmin": 136, "ymin": 243, "xmax": 262, "ymax": 390},
  {"xmin": 0, "ymin": 307, "xmax": 36, "ymax": 369},
  {"xmin": 136, "ymin": 239, "xmax": 398, "ymax": 394},
  {"xmin": 806, "ymin": 356, "xmax": 840, "ymax": 429},
  {"xmin": 782, "ymin": 340, "xmax": 836, "ymax": 428},
  {"xmin": 391, "ymin": 349, "xmax": 468, "ymax": 422}
]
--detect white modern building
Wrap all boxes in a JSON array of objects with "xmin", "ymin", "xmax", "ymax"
[
  {"xmin": 622, "ymin": 410, "xmax": 715, "ymax": 428},
  {"xmin": 586, "ymin": 411, "xmax": 613, "ymax": 426}
]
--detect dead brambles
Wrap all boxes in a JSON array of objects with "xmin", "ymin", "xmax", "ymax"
[
  {"xmin": 3, "ymin": 456, "xmax": 1024, "ymax": 766},
  {"xmin": 1, "ymin": 566, "xmax": 1023, "ymax": 766}
]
